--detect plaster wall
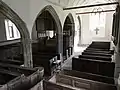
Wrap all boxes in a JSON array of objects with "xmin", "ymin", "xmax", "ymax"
[
  {"xmin": 79, "ymin": 7, "xmax": 114, "ymax": 45},
  {"xmin": 2, "ymin": 0, "xmax": 75, "ymax": 39}
]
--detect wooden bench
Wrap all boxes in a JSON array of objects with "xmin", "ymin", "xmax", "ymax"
[
  {"xmin": 0, "ymin": 62, "xmax": 37, "ymax": 76},
  {"xmin": 1, "ymin": 67, "xmax": 44, "ymax": 90},
  {"xmin": 0, "ymin": 59, "xmax": 23, "ymax": 65},
  {"xmin": 54, "ymin": 74, "xmax": 117, "ymax": 90},
  {"xmin": 33, "ymin": 52, "xmax": 60, "ymax": 60},
  {"xmin": 33, "ymin": 55, "xmax": 58, "ymax": 76},
  {"xmin": 79, "ymin": 55, "xmax": 112, "ymax": 62},
  {"xmin": 82, "ymin": 52, "xmax": 112, "ymax": 57},
  {"xmin": 43, "ymin": 80, "xmax": 75, "ymax": 90},
  {"xmin": 8, "ymin": 55, "xmax": 24, "ymax": 61},
  {"xmin": 0, "ymin": 42, "xmax": 22, "ymax": 59},
  {"xmin": 0, "ymin": 69, "xmax": 19, "ymax": 86},
  {"xmin": 72, "ymin": 57, "xmax": 115, "ymax": 77},
  {"xmin": 38, "ymin": 46, "xmax": 56, "ymax": 53},
  {"xmin": 84, "ymin": 49, "xmax": 113, "ymax": 54},
  {"xmin": 88, "ymin": 42, "xmax": 110, "ymax": 50},
  {"xmin": 61, "ymin": 69, "xmax": 115, "ymax": 84}
]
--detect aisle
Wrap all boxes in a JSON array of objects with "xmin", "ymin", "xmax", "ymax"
[{"xmin": 62, "ymin": 46, "xmax": 87, "ymax": 70}]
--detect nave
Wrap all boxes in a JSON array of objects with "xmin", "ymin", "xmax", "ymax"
[
  {"xmin": 44, "ymin": 42, "xmax": 116, "ymax": 90},
  {"xmin": 0, "ymin": 0, "xmax": 119, "ymax": 90}
]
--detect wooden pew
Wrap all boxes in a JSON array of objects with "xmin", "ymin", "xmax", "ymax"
[
  {"xmin": 33, "ymin": 55, "xmax": 57, "ymax": 76},
  {"xmin": 79, "ymin": 55, "xmax": 112, "ymax": 61},
  {"xmin": 8, "ymin": 55, "xmax": 24, "ymax": 61},
  {"xmin": 55, "ymin": 74, "xmax": 117, "ymax": 90},
  {"xmin": 82, "ymin": 52, "xmax": 112, "ymax": 57},
  {"xmin": 0, "ymin": 59, "xmax": 23, "ymax": 65},
  {"xmin": 88, "ymin": 42, "xmax": 110, "ymax": 50},
  {"xmin": 43, "ymin": 80, "xmax": 75, "ymax": 90},
  {"xmin": 72, "ymin": 57, "xmax": 115, "ymax": 77},
  {"xmin": 38, "ymin": 45, "xmax": 56, "ymax": 53},
  {"xmin": 78, "ymin": 57, "xmax": 111, "ymax": 63},
  {"xmin": 0, "ymin": 42, "xmax": 22, "ymax": 60},
  {"xmin": 86, "ymin": 48, "xmax": 109, "ymax": 51},
  {"xmin": 33, "ymin": 52, "xmax": 60, "ymax": 60},
  {"xmin": 61, "ymin": 69, "xmax": 115, "ymax": 85},
  {"xmin": 0, "ymin": 62, "xmax": 37, "ymax": 76},
  {"xmin": 0, "ymin": 69, "xmax": 19, "ymax": 86},
  {"xmin": 84, "ymin": 49, "xmax": 113, "ymax": 54},
  {"xmin": 1, "ymin": 67, "xmax": 44, "ymax": 90}
]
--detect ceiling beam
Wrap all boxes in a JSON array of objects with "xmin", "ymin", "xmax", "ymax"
[
  {"xmin": 63, "ymin": 2, "xmax": 118, "ymax": 10},
  {"xmin": 76, "ymin": 9, "xmax": 115, "ymax": 15}
]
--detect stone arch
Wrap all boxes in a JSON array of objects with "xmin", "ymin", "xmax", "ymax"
[
  {"xmin": 64, "ymin": 13, "xmax": 75, "ymax": 48},
  {"xmin": 77, "ymin": 16, "xmax": 82, "ymax": 45},
  {"xmin": 32, "ymin": 5, "xmax": 63, "ymax": 54},
  {"xmin": 0, "ymin": 0, "xmax": 32, "ymax": 67}
]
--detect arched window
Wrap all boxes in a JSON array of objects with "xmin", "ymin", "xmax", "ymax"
[
  {"xmin": 89, "ymin": 7, "xmax": 106, "ymax": 37},
  {"xmin": 5, "ymin": 19, "xmax": 21, "ymax": 40}
]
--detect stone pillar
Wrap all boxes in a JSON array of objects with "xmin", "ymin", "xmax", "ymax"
[
  {"xmin": 22, "ymin": 38, "xmax": 33, "ymax": 68},
  {"xmin": 0, "ymin": 0, "xmax": 33, "ymax": 68}
]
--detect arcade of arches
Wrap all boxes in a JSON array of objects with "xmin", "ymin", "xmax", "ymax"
[{"xmin": 0, "ymin": 0, "xmax": 120, "ymax": 89}]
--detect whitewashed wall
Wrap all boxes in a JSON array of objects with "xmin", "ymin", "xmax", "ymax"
[
  {"xmin": 79, "ymin": 6, "xmax": 114, "ymax": 45},
  {"xmin": 2, "ymin": 0, "xmax": 76, "ymax": 39},
  {"xmin": 1, "ymin": 0, "xmax": 116, "ymax": 48}
]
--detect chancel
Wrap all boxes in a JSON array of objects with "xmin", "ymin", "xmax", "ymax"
[{"xmin": 0, "ymin": 0, "xmax": 120, "ymax": 90}]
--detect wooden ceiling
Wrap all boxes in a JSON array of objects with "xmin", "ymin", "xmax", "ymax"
[{"xmin": 45, "ymin": 0, "xmax": 118, "ymax": 7}]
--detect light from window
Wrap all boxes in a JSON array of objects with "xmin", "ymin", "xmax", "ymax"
[
  {"xmin": 89, "ymin": 8, "xmax": 106, "ymax": 37},
  {"xmin": 46, "ymin": 31, "xmax": 54, "ymax": 38},
  {"xmin": 5, "ymin": 19, "xmax": 21, "ymax": 40}
]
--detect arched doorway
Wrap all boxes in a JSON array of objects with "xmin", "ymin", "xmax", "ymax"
[
  {"xmin": 31, "ymin": 5, "xmax": 62, "ymax": 75},
  {"xmin": 32, "ymin": 5, "xmax": 62, "ymax": 54},
  {"xmin": 63, "ymin": 13, "xmax": 75, "ymax": 60},
  {"xmin": 0, "ymin": 0, "xmax": 32, "ymax": 67}
]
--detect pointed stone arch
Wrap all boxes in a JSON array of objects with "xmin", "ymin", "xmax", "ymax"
[
  {"xmin": 77, "ymin": 16, "xmax": 82, "ymax": 45},
  {"xmin": 32, "ymin": 5, "xmax": 63, "ymax": 54},
  {"xmin": 64, "ymin": 13, "xmax": 75, "ymax": 49},
  {"xmin": 0, "ymin": 0, "xmax": 33, "ymax": 67}
]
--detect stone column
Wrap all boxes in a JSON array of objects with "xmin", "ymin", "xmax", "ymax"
[{"xmin": 22, "ymin": 38, "xmax": 33, "ymax": 68}]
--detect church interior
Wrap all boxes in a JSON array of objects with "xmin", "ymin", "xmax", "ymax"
[{"xmin": 0, "ymin": 0, "xmax": 120, "ymax": 90}]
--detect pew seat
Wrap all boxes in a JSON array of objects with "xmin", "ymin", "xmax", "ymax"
[
  {"xmin": 72, "ymin": 57, "xmax": 115, "ymax": 77},
  {"xmin": 46, "ymin": 74, "xmax": 117, "ymax": 90},
  {"xmin": 88, "ymin": 41, "xmax": 110, "ymax": 50},
  {"xmin": 0, "ymin": 59, "xmax": 23, "ymax": 65},
  {"xmin": 0, "ymin": 69, "xmax": 19, "ymax": 85},
  {"xmin": 33, "ymin": 55, "xmax": 58, "ymax": 76},
  {"xmin": 84, "ymin": 49, "xmax": 113, "ymax": 54},
  {"xmin": 0, "ymin": 67, "xmax": 44, "ymax": 90},
  {"xmin": 0, "ymin": 63, "xmax": 37, "ymax": 76},
  {"xmin": 82, "ymin": 52, "xmax": 112, "ymax": 57},
  {"xmin": 33, "ymin": 52, "xmax": 60, "ymax": 60},
  {"xmin": 61, "ymin": 69, "xmax": 115, "ymax": 84},
  {"xmin": 79, "ymin": 55, "xmax": 112, "ymax": 61}
]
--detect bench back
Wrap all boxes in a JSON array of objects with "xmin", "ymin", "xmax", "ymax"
[
  {"xmin": 56, "ymin": 74, "xmax": 117, "ymax": 90},
  {"xmin": 43, "ymin": 80, "xmax": 75, "ymax": 90},
  {"xmin": 72, "ymin": 57, "xmax": 115, "ymax": 77},
  {"xmin": 61, "ymin": 69, "xmax": 115, "ymax": 84},
  {"xmin": 79, "ymin": 55, "xmax": 112, "ymax": 61},
  {"xmin": 82, "ymin": 52, "xmax": 112, "ymax": 57},
  {"xmin": 0, "ymin": 68, "xmax": 44, "ymax": 90},
  {"xmin": 88, "ymin": 42, "xmax": 110, "ymax": 50}
]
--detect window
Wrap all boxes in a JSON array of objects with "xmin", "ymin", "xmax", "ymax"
[
  {"xmin": 5, "ymin": 19, "xmax": 21, "ymax": 40},
  {"xmin": 89, "ymin": 8, "xmax": 106, "ymax": 37}
]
